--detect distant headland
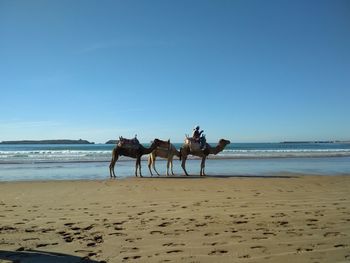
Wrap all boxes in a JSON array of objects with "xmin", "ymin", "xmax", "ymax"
[
  {"xmin": 280, "ymin": 140, "xmax": 350, "ymax": 144},
  {"xmin": 105, "ymin": 140, "xmax": 117, "ymax": 144},
  {"xmin": 0, "ymin": 139, "xmax": 94, "ymax": 144}
]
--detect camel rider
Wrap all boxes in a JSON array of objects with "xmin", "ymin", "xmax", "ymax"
[{"xmin": 192, "ymin": 126, "xmax": 204, "ymax": 143}]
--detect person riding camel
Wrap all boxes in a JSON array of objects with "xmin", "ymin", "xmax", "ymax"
[{"xmin": 192, "ymin": 126, "xmax": 204, "ymax": 143}]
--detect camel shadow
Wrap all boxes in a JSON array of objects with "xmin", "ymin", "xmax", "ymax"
[
  {"xmin": 0, "ymin": 250, "xmax": 101, "ymax": 263},
  {"xmin": 144, "ymin": 174, "xmax": 297, "ymax": 179}
]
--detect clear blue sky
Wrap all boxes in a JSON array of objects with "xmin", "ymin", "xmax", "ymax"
[{"xmin": 1, "ymin": 0, "xmax": 349, "ymax": 143}]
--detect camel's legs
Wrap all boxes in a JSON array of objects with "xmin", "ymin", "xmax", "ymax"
[
  {"xmin": 169, "ymin": 156, "xmax": 175, "ymax": 175},
  {"xmin": 147, "ymin": 155, "xmax": 153, "ymax": 177},
  {"xmin": 200, "ymin": 156, "xmax": 207, "ymax": 176},
  {"xmin": 181, "ymin": 155, "xmax": 189, "ymax": 176},
  {"xmin": 109, "ymin": 161, "xmax": 115, "ymax": 178},
  {"xmin": 148, "ymin": 153, "xmax": 160, "ymax": 176},
  {"xmin": 135, "ymin": 159, "xmax": 139, "ymax": 177},
  {"xmin": 166, "ymin": 159, "xmax": 170, "ymax": 176},
  {"xmin": 136, "ymin": 157, "xmax": 143, "ymax": 177},
  {"xmin": 152, "ymin": 157, "xmax": 160, "ymax": 176},
  {"xmin": 109, "ymin": 150, "xmax": 118, "ymax": 178}
]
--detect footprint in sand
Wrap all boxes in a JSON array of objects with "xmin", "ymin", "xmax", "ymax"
[
  {"xmin": 113, "ymin": 221, "xmax": 127, "ymax": 226},
  {"xmin": 16, "ymin": 247, "xmax": 27, "ymax": 251},
  {"xmin": 204, "ymin": 241, "xmax": 228, "ymax": 246},
  {"xmin": 58, "ymin": 231, "xmax": 75, "ymax": 242},
  {"xmin": 334, "ymin": 244, "xmax": 347, "ymax": 248},
  {"xmin": 158, "ymin": 222, "xmax": 171, "ymax": 227},
  {"xmin": 41, "ymin": 228, "xmax": 55, "ymax": 233},
  {"xmin": 36, "ymin": 242, "xmax": 58, "ymax": 248},
  {"xmin": 271, "ymin": 212, "xmax": 286, "ymax": 218},
  {"xmin": 150, "ymin": 230, "xmax": 163, "ymax": 235},
  {"xmin": 92, "ymin": 235, "xmax": 103, "ymax": 243},
  {"xmin": 250, "ymin": 245, "xmax": 267, "ymax": 252},
  {"xmin": 0, "ymin": 226, "xmax": 17, "ymax": 231},
  {"xmin": 306, "ymin": 218, "xmax": 318, "ymax": 222},
  {"xmin": 252, "ymin": 236, "xmax": 267, "ymax": 240},
  {"xmin": 167, "ymin": 249, "xmax": 183, "ymax": 254},
  {"xmin": 238, "ymin": 254, "xmax": 251, "ymax": 258},
  {"xmin": 296, "ymin": 247, "xmax": 314, "ymax": 253},
  {"xmin": 87, "ymin": 242, "xmax": 96, "ymax": 247},
  {"xmin": 125, "ymin": 237, "xmax": 142, "ymax": 243},
  {"xmin": 163, "ymin": 243, "xmax": 185, "ymax": 247},
  {"xmin": 276, "ymin": 221, "xmax": 289, "ymax": 226},
  {"xmin": 83, "ymin": 224, "xmax": 96, "ymax": 231},
  {"xmin": 233, "ymin": 220, "xmax": 248, "ymax": 224},
  {"xmin": 208, "ymin": 249, "xmax": 228, "ymax": 255},
  {"xmin": 64, "ymin": 236, "xmax": 74, "ymax": 242},
  {"xmin": 204, "ymin": 232, "xmax": 220, "ymax": 237},
  {"xmin": 324, "ymin": 231, "xmax": 340, "ymax": 237},
  {"xmin": 123, "ymin": 255, "xmax": 141, "ymax": 261},
  {"xmin": 23, "ymin": 237, "xmax": 39, "ymax": 241}
]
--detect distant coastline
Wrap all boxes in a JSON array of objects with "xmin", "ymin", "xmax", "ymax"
[
  {"xmin": 0, "ymin": 139, "xmax": 94, "ymax": 145},
  {"xmin": 105, "ymin": 140, "xmax": 117, "ymax": 144},
  {"xmin": 1, "ymin": 139, "xmax": 349, "ymax": 145},
  {"xmin": 280, "ymin": 141, "xmax": 350, "ymax": 144}
]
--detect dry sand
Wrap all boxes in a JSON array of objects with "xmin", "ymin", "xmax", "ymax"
[{"xmin": 0, "ymin": 175, "xmax": 349, "ymax": 263}]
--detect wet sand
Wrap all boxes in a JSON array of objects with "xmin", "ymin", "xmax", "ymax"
[{"xmin": 0, "ymin": 175, "xmax": 349, "ymax": 262}]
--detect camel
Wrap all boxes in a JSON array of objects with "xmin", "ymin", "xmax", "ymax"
[
  {"xmin": 109, "ymin": 138, "xmax": 170, "ymax": 178},
  {"xmin": 180, "ymin": 138, "xmax": 231, "ymax": 176},
  {"xmin": 148, "ymin": 143, "xmax": 181, "ymax": 176}
]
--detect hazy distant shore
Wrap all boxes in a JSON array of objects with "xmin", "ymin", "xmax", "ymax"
[
  {"xmin": 1, "ymin": 140, "xmax": 350, "ymax": 145},
  {"xmin": 281, "ymin": 140, "xmax": 350, "ymax": 144},
  {"xmin": 0, "ymin": 139, "xmax": 94, "ymax": 144}
]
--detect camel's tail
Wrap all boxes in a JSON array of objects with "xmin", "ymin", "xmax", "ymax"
[{"xmin": 179, "ymin": 148, "xmax": 182, "ymax": 161}]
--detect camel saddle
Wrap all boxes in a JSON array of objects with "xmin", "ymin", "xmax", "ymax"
[
  {"xmin": 185, "ymin": 135, "xmax": 207, "ymax": 152},
  {"xmin": 118, "ymin": 136, "xmax": 140, "ymax": 149},
  {"xmin": 185, "ymin": 137, "xmax": 201, "ymax": 152}
]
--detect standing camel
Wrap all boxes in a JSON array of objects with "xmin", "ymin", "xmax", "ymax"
[
  {"xmin": 148, "ymin": 143, "xmax": 181, "ymax": 176},
  {"xmin": 180, "ymin": 139, "xmax": 230, "ymax": 176},
  {"xmin": 109, "ymin": 138, "xmax": 169, "ymax": 178}
]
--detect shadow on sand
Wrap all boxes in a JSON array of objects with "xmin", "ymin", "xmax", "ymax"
[
  {"xmin": 143, "ymin": 174, "xmax": 297, "ymax": 179},
  {"xmin": 0, "ymin": 250, "xmax": 102, "ymax": 263}
]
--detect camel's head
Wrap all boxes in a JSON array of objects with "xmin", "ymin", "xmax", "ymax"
[{"xmin": 219, "ymin": 139, "xmax": 231, "ymax": 147}]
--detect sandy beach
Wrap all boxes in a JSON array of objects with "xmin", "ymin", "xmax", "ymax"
[{"xmin": 0, "ymin": 175, "xmax": 349, "ymax": 263}]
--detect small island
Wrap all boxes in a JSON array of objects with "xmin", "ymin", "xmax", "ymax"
[
  {"xmin": 0, "ymin": 139, "xmax": 94, "ymax": 144},
  {"xmin": 105, "ymin": 140, "xmax": 117, "ymax": 144}
]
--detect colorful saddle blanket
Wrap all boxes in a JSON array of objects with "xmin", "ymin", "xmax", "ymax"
[
  {"xmin": 118, "ymin": 136, "xmax": 140, "ymax": 149},
  {"xmin": 185, "ymin": 136, "xmax": 206, "ymax": 152},
  {"xmin": 185, "ymin": 137, "xmax": 201, "ymax": 152}
]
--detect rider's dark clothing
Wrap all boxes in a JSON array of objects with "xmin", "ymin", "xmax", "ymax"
[{"xmin": 192, "ymin": 129, "xmax": 203, "ymax": 142}]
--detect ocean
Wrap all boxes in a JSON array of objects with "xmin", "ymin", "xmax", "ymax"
[{"xmin": 1, "ymin": 142, "xmax": 350, "ymax": 181}]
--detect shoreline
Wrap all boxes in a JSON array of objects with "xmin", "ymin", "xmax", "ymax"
[
  {"xmin": 1, "ymin": 154, "xmax": 350, "ymax": 165},
  {"xmin": 0, "ymin": 175, "xmax": 349, "ymax": 262},
  {"xmin": 1, "ymin": 172, "xmax": 349, "ymax": 184},
  {"xmin": 1, "ymin": 157, "xmax": 350, "ymax": 182}
]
